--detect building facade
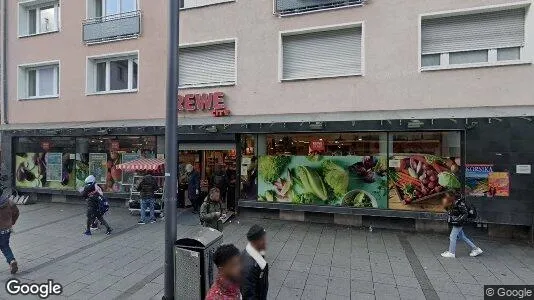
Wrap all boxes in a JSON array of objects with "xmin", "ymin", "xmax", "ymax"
[{"xmin": 2, "ymin": 0, "xmax": 534, "ymax": 234}]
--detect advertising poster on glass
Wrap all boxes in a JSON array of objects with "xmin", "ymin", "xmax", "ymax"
[
  {"xmin": 88, "ymin": 153, "xmax": 107, "ymax": 184},
  {"xmin": 121, "ymin": 153, "xmax": 141, "ymax": 192},
  {"xmin": 465, "ymin": 164, "xmax": 493, "ymax": 196},
  {"xmin": 258, "ymin": 155, "xmax": 388, "ymax": 208},
  {"xmin": 15, "ymin": 153, "xmax": 75, "ymax": 189},
  {"xmin": 388, "ymin": 155, "xmax": 461, "ymax": 212},
  {"xmin": 488, "ymin": 172, "xmax": 510, "ymax": 197}
]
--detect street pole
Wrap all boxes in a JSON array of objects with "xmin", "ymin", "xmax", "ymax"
[{"xmin": 163, "ymin": 0, "xmax": 179, "ymax": 299}]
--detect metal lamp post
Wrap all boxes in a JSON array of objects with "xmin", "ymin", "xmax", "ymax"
[{"xmin": 163, "ymin": 0, "xmax": 179, "ymax": 299}]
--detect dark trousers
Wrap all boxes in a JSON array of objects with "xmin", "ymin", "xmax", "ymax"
[
  {"xmin": 191, "ymin": 196, "xmax": 201, "ymax": 212},
  {"xmin": 0, "ymin": 231, "xmax": 15, "ymax": 264},
  {"xmin": 87, "ymin": 213, "xmax": 110, "ymax": 231}
]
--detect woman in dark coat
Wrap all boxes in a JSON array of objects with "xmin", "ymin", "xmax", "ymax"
[
  {"xmin": 82, "ymin": 175, "xmax": 112, "ymax": 236},
  {"xmin": 241, "ymin": 225, "xmax": 268, "ymax": 300}
]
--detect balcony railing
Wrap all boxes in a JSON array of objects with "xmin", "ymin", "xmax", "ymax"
[
  {"xmin": 275, "ymin": 0, "xmax": 365, "ymax": 16},
  {"xmin": 83, "ymin": 11, "xmax": 141, "ymax": 45}
]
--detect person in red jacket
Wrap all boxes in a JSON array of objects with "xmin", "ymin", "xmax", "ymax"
[
  {"xmin": 206, "ymin": 244, "xmax": 242, "ymax": 300},
  {"xmin": 0, "ymin": 195, "xmax": 19, "ymax": 274}
]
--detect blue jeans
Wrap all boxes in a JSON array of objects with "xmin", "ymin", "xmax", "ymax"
[
  {"xmin": 0, "ymin": 232, "xmax": 15, "ymax": 264},
  {"xmin": 140, "ymin": 198, "xmax": 155, "ymax": 223},
  {"xmin": 449, "ymin": 226, "xmax": 477, "ymax": 254}
]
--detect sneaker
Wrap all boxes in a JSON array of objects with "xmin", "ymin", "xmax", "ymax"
[
  {"xmin": 105, "ymin": 229, "xmax": 113, "ymax": 235},
  {"xmin": 150, "ymin": 220, "xmax": 156, "ymax": 224},
  {"xmin": 10, "ymin": 260, "xmax": 18, "ymax": 275},
  {"xmin": 469, "ymin": 248, "xmax": 483, "ymax": 257},
  {"xmin": 441, "ymin": 251, "xmax": 455, "ymax": 258},
  {"xmin": 84, "ymin": 230, "xmax": 92, "ymax": 236},
  {"xmin": 138, "ymin": 221, "xmax": 146, "ymax": 225}
]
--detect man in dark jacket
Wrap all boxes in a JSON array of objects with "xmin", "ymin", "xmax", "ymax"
[
  {"xmin": 136, "ymin": 174, "xmax": 158, "ymax": 224},
  {"xmin": 82, "ymin": 175, "xmax": 112, "ymax": 236},
  {"xmin": 186, "ymin": 164, "xmax": 201, "ymax": 213},
  {"xmin": 241, "ymin": 225, "xmax": 268, "ymax": 300},
  {"xmin": 441, "ymin": 191, "xmax": 482, "ymax": 258},
  {"xmin": 0, "ymin": 195, "xmax": 19, "ymax": 274}
]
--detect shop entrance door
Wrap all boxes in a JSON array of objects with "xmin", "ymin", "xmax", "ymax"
[{"xmin": 178, "ymin": 143, "xmax": 237, "ymax": 213}]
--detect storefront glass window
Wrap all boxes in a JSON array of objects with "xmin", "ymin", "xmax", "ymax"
[
  {"xmin": 240, "ymin": 135, "xmax": 257, "ymax": 200},
  {"xmin": 388, "ymin": 131, "xmax": 461, "ymax": 212},
  {"xmin": 14, "ymin": 137, "xmax": 76, "ymax": 190}
]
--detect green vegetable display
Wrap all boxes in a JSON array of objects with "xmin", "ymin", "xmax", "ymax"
[
  {"xmin": 353, "ymin": 191, "xmax": 372, "ymax": 208},
  {"xmin": 260, "ymin": 190, "xmax": 277, "ymax": 202},
  {"xmin": 295, "ymin": 166, "xmax": 328, "ymax": 201},
  {"xmin": 322, "ymin": 160, "xmax": 349, "ymax": 197},
  {"xmin": 291, "ymin": 192, "xmax": 322, "ymax": 204},
  {"xmin": 438, "ymin": 172, "xmax": 461, "ymax": 189},
  {"xmin": 258, "ymin": 156, "xmax": 292, "ymax": 183}
]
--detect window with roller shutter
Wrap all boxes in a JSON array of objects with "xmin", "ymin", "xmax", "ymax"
[
  {"xmin": 179, "ymin": 41, "xmax": 236, "ymax": 88},
  {"xmin": 281, "ymin": 25, "xmax": 363, "ymax": 81},
  {"xmin": 421, "ymin": 6, "xmax": 528, "ymax": 70}
]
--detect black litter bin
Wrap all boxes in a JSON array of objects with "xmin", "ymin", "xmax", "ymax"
[{"xmin": 175, "ymin": 227, "xmax": 223, "ymax": 300}]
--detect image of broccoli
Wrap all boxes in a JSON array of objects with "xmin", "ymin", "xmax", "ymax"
[
  {"xmin": 258, "ymin": 156, "xmax": 292, "ymax": 183},
  {"xmin": 322, "ymin": 160, "xmax": 349, "ymax": 197}
]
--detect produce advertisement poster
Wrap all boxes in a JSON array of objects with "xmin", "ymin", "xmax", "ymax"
[
  {"xmin": 45, "ymin": 153, "xmax": 63, "ymax": 182},
  {"xmin": 258, "ymin": 155, "xmax": 388, "ymax": 208},
  {"xmin": 75, "ymin": 154, "xmax": 89, "ymax": 189},
  {"xmin": 121, "ymin": 153, "xmax": 141, "ymax": 186},
  {"xmin": 465, "ymin": 164, "xmax": 493, "ymax": 196},
  {"xmin": 15, "ymin": 153, "xmax": 75, "ymax": 189},
  {"xmin": 88, "ymin": 153, "xmax": 107, "ymax": 184},
  {"xmin": 388, "ymin": 155, "xmax": 461, "ymax": 212},
  {"xmin": 488, "ymin": 172, "xmax": 510, "ymax": 197}
]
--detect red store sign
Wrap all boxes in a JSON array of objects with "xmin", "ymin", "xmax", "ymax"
[{"xmin": 178, "ymin": 91, "xmax": 230, "ymax": 117}]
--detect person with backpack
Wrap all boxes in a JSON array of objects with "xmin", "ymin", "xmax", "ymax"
[
  {"xmin": 82, "ymin": 175, "xmax": 112, "ymax": 236},
  {"xmin": 200, "ymin": 187, "xmax": 223, "ymax": 231},
  {"xmin": 136, "ymin": 173, "xmax": 159, "ymax": 225},
  {"xmin": 441, "ymin": 191, "xmax": 482, "ymax": 258},
  {"xmin": 0, "ymin": 194, "xmax": 19, "ymax": 274}
]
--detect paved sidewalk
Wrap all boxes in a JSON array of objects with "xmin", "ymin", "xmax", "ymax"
[{"xmin": 0, "ymin": 203, "xmax": 532, "ymax": 300}]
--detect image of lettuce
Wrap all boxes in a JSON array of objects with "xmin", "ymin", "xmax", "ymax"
[
  {"xmin": 353, "ymin": 192, "xmax": 372, "ymax": 208},
  {"xmin": 295, "ymin": 166, "xmax": 328, "ymax": 201},
  {"xmin": 438, "ymin": 172, "xmax": 461, "ymax": 189},
  {"xmin": 258, "ymin": 156, "xmax": 292, "ymax": 183},
  {"xmin": 260, "ymin": 190, "xmax": 277, "ymax": 202},
  {"xmin": 291, "ymin": 192, "xmax": 322, "ymax": 205},
  {"xmin": 322, "ymin": 160, "xmax": 349, "ymax": 197}
]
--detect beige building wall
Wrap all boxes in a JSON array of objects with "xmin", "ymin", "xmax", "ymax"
[{"xmin": 5, "ymin": 0, "xmax": 534, "ymax": 125}]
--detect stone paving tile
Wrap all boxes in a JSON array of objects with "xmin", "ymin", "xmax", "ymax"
[
  {"xmin": 350, "ymin": 279, "xmax": 374, "ymax": 294},
  {"xmin": 306, "ymin": 274, "xmax": 329, "ymax": 287},
  {"xmin": 283, "ymin": 271, "xmax": 308, "ymax": 290},
  {"xmin": 301, "ymin": 284, "xmax": 327, "ymax": 300},
  {"xmin": 326, "ymin": 277, "xmax": 350, "ymax": 297},
  {"xmin": 397, "ymin": 286, "xmax": 425, "ymax": 300},
  {"xmin": 276, "ymin": 286, "xmax": 303, "ymax": 300}
]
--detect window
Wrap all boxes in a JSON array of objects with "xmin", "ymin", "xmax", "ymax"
[
  {"xmin": 179, "ymin": 41, "xmax": 236, "ymax": 88},
  {"xmin": 87, "ymin": 53, "xmax": 138, "ymax": 94},
  {"xmin": 281, "ymin": 26, "xmax": 363, "ymax": 80},
  {"xmin": 18, "ymin": 63, "xmax": 59, "ymax": 99},
  {"xmin": 180, "ymin": 0, "xmax": 234, "ymax": 9},
  {"xmin": 421, "ymin": 7, "xmax": 526, "ymax": 69},
  {"xmin": 19, "ymin": 1, "xmax": 59, "ymax": 36},
  {"xmin": 89, "ymin": 0, "xmax": 137, "ymax": 18}
]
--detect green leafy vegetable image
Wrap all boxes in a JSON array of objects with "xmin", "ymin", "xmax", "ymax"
[
  {"xmin": 258, "ymin": 156, "xmax": 291, "ymax": 183},
  {"xmin": 438, "ymin": 172, "xmax": 461, "ymax": 189},
  {"xmin": 322, "ymin": 160, "xmax": 349, "ymax": 197},
  {"xmin": 295, "ymin": 166, "xmax": 328, "ymax": 201}
]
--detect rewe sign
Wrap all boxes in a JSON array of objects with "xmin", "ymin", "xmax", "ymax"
[{"xmin": 178, "ymin": 91, "xmax": 230, "ymax": 117}]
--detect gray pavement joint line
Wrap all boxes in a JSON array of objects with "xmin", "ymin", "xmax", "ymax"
[
  {"xmin": 15, "ymin": 212, "xmax": 85, "ymax": 235},
  {"xmin": 115, "ymin": 266, "xmax": 164, "ymax": 300},
  {"xmin": 19, "ymin": 223, "xmax": 140, "ymax": 275},
  {"xmin": 398, "ymin": 233, "xmax": 440, "ymax": 300}
]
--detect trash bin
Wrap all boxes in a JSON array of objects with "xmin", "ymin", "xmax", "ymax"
[{"xmin": 175, "ymin": 227, "xmax": 223, "ymax": 300}]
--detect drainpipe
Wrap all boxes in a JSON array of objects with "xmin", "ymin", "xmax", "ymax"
[{"xmin": 1, "ymin": 0, "xmax": 8, "ymax": 125}]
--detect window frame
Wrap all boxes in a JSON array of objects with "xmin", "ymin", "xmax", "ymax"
[
  {"xmin": 86, "ymin": 0, "xmax": 138, "ymax": 18},
  {"xmin": 18, "ymin": 0, "xmax": 60, "ymax": 38},
  {"xmin": 418, "ymin": 2, "xmax": 532, "ymax": 72},
  {"xmin": 278, "ymin": 21, "xmax": 366, "ymax": 82},
  {"xmin": 18, "ymin": 61, "xmax": 60, "ymax": 100},
  {"xmin": 179, "ymin": 38, "xmax": 237, "ymax": 88},
  {"xmin": 86, "ymin": 51, "xmax": 139, "ymax": 95},
  {"xmin": 179, "ymin": 0, "xmax": 236, "ymax": 10}
]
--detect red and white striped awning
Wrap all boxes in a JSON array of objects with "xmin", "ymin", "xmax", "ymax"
[{"xmin": 115, "ymin": 158, "xmax": 165, "ymax": 172}]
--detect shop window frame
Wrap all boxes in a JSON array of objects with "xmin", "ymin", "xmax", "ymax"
[
  {"xmin": 86, "ymin": 51, "xmax": 139, "ymax": 95},
  {"xmin": 17, "ymin": 61, "xmax": 60, "ymax": 100}
]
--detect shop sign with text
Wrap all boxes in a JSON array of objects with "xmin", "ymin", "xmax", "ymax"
[{"xmin": 178, "ymin": 92, "xmax": 230, "ymax": 117}]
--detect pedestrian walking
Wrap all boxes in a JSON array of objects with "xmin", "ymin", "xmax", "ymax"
[
  {"xmin": 82, "ymin": 175, "xmax": 112, "ymax": 236},
  {"xmin": 211, "ymin": 164, "xmax": 228, "ymax": 206},
  {"xmin": 0, "ymin": 194, "xmax": 19, "ymax": 274},
  {"xmin": 200, "ymin": 188, "xmax": 224, "ymax": 231},
  {"xmin": 206, "ymin": 244, "xmax": 242, "ymax": 300},
  {"xmin": 136, "ymin": 173, "xmax": 158, "ymax": 225},
  {"xmin": 241, "ymin": 225, "xmax": 269, "ymax": 300},
  {"xmin": 441, "ymin": 191, "xmax": 483, "ymax": 258},
  {"xmin": 186, "ymin": 164, "xmax": 201, "ymax": 213}
]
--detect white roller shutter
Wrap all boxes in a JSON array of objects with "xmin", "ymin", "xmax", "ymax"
[
  {"xmin": 282, "ymin": 26, "xmax": 362, "ymax": 80},
  {"xmin": 421, "ymin": 8, "xmax": 526, "ymax": 55},
  {"xmin": 179, "ymin": 42, "xmax": 236, "ymax": 87}
]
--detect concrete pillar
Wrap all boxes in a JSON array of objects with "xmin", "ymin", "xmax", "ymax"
[
  {"xmin": 280, "ymin": 210, "xmax": 305, "ymax": 222},
  {"xmin": 334, "ymin": 214, "xmax": 363, "ymax": 227}
]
